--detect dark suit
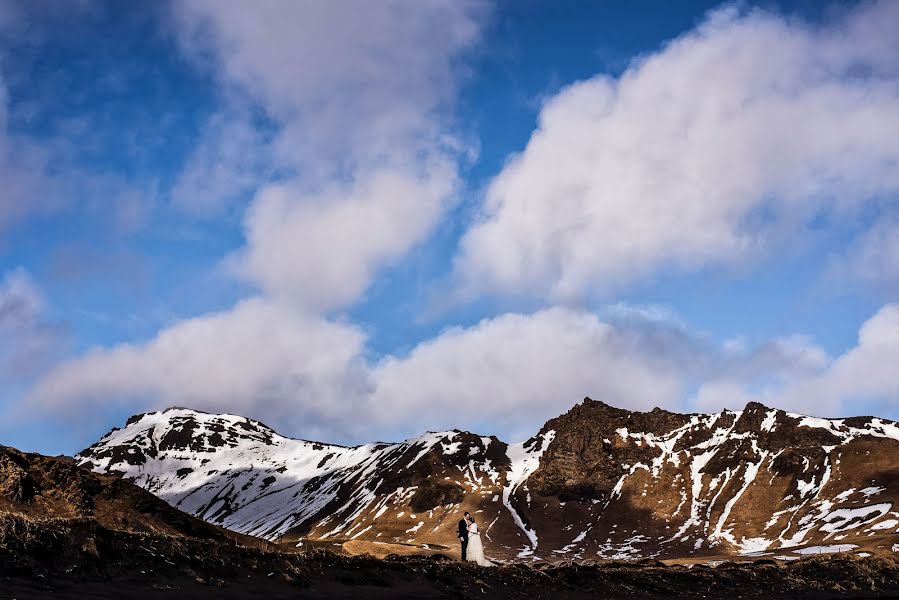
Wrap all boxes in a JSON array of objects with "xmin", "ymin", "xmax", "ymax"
[{"xmin": 458, "ymin": 518, "xmax": 468, "ymax": 560}]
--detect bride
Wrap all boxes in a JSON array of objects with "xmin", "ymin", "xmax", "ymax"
[{"xmin": 465, "ymin": 514, "xmax": 492, "ymax": 566}]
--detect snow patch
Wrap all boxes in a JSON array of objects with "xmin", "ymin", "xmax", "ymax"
[
  {"xmin": 870, "ymin": 519, "xmax": 898, "ymax": 531},
  {"xmin": 793, "ymin": 544, "xmax": 857, "ymax": 555},
  {"xmin": 502, "ymin": 430, "xmax": 556, "ymax": 551},
  {"xmin": 760, "ymin": 410, "xmax": 778, "ymax": 432},
  {"xmin": 820, "ymin": 504, "xmax": 891, "ymax": 534}
]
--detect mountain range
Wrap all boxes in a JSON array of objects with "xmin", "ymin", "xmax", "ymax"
[{"xmin": 76, "ymin": 398, "xmax": 899, "ymax": 561}]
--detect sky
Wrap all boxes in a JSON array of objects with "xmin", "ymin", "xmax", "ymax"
[{"xmin": 1, "ymin": 0, "xmax": 898, "ymax": 455}]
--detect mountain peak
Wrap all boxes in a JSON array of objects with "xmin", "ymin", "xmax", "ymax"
[{"xmin": 742, "ymin": 400, "xmax": 771, "ymax": 413}]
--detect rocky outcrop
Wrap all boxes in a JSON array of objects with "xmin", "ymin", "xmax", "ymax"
[
  {"xmin": 0, "ymin": 451, "xmax": 35, "ymax": 503},
  {"xmin": 526, "ymin": 400, "xmax": 693, "ymax": 501},
  {"xmin": 0, "ymin": 445, "xmax": 233, "ymax": 542}
]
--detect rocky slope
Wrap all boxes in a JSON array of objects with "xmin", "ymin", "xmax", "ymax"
[
  {"xmin": 77, "ymin": 399, "xmax": 899, "ymax": 560},
  {"xmin": 0, "ymin": 444, "xmax": 235, "ymax": 542},
  {"xmin": 6, "ymin": 514, "xmax": 899, "ymax": 600},
  {"xmin": 6, "ymin": 533, "xmax": 899, "ymax": 600}
]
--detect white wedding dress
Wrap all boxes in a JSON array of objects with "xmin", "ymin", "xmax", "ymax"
[{"xmin": 466, "ymin": 522, "xmax": 492, "ymax": 566}]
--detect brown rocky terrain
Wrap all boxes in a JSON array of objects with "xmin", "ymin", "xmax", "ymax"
[
  {"xmin": 4, "ymin": 509, "xmax": 899, "ymax": 599},
  {"xmin": 3, "ymin": 441, "xmax": 899, "ymax": 598},
  {"xmin": 0, "ymin": 444, "xmax": 237, "ymax": 541},
  {"xmin": 76, "ymin": 398, "xmax": 899, "ymax": 563}
]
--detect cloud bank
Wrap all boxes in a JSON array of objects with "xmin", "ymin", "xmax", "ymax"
[{"xmin": 28, "ymin": 297, "xmax": 899, "ymax": 443}]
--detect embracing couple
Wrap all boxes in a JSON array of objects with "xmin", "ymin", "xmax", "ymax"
[{"xmin": 457, "ymin": 511, "xmax": 492, "ymax": 566}]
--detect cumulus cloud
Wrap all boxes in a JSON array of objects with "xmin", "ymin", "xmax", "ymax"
[
  {"xmin": 691, "ymin": 306, "xmax": 899, "ymax": 418},
  {"xmin": 719, "ymin": 334, "xmax": 829, "ymax": 383},
  {"xmin": 34, "ymin": 297, "xmax": 895, "ymax": 443},
  {"xmin": 18, "ymin": 2, "xmax": 899, "ymax": 446},
  {"xmin": 171, "ymin": 0, "xmax": 485, "ymax": 176},
  {"xmin": 774, "ymin": 303, "xmax": 899, "ymax": 415},
  {"xmin": 31, "ymin": 304, "xmax": 693, "ymax": 441},
  {"xmin": 23, "ymin": 1, "xmax": 492, "ymax": 439},
  {"xmin": 169, "ymin": 0, "xmax": 485, "ymax": 310},
  {"xmin": 229, "ymin": 160, "xmax": 457, "ymax": 310},
  {"xmin": 691, "ymin": 334, "xmax": 832, "ymax": 413},
  {"xmin": 455, "ymin": 1, "xmax": 899, "ymax": 302},
  {"xmin": 369, "ymin": 307, "xmax": 692, "ymax": 439},
  {"xmin": 28, "ymin": 297, "xmax": 372, "ymax": 439},
  {"xmin": 600, "ymin": 302, "xmax": 686, "ymax": 328},
  {"xmin": 374, "ymin": 305, "xmax": 895, "ymax": 437}
]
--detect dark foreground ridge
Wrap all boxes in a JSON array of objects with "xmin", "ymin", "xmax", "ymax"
[{"xmin": 3, "ymin": 513, "xmax": 899, "ymax": 599}]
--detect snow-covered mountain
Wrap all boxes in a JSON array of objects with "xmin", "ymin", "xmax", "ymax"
[{"xmin": 77, "ymin": 398, "xmax": 899, "ymax": 560}]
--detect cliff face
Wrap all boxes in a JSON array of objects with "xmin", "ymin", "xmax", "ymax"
[{"xmin": 77, "ymin": 399, "xmax": 899, "ymax": 560}]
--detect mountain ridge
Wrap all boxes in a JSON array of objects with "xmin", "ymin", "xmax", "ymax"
[{"xmin": 77, "ymin": 398, "xmax": 899, "ymax": 561}]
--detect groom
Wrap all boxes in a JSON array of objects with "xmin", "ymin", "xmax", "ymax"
[{"xmin": 457, "ymin": 511, "xmax": 470, "ymax": 561}]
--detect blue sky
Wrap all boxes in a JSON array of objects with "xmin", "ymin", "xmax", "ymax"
[{"xmin": 1, "ymin": 0, "xmax": 898, "ymax": 455}]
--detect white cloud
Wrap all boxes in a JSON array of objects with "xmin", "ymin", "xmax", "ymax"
[
  {"xmin": 601, "ymin": 301, "xmax": 685, "ymax": 328},
  {"xmin": 17, "ymin": 2, "xmax": 899, "ymax": 445},
  {"xmin": 169, "ymin": 0, "xmax": 486, "ymax": 310},
  {"xmin": 29, "ymin": 304, "xmax": 693, "ymax": 442},
  {"xmin": 692, "ymin": 334, "xmax": 831, "ymax": 413},
  {"xmin": 171, "ymin": 0, "xmax": 485, "ymax": 176},
  {"xmin": 774, "ymin": 303, "xmax": 899, "ymax": 415},
  {"xmin": 29, "ymin": 297, "xmax": 371, "ymax": 439},
  {"xmin": 370, "ymin": 304, "xmax": 895, "ymax": 438},
  {"xmin": 229, "ymin": 160, "xmax": 457, "ymax": 310},
  {"xmin": 369, "ymin": 307, "xmax": 691, "ymax": 439},
  {"xmin": 719, "ymin": 334, "xmax": 829, "ymax": 382},
  {"xmin": 455, "ymin": 1, "xmax": 899, "ymax": 302},
  {"xmin": 692, "ymin": 305, "xmax": 899, "ymax": 416},
  {"xmin": 23, "ymin": 1, "xmax": 492, "ymax": 439},
  {"xmin": 692, "ymin": 381, "xmax": 758, "ymax": 414},
  {"xmin": 28, "ymin": 293, "xmax": 899, "ymax": 442}
]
